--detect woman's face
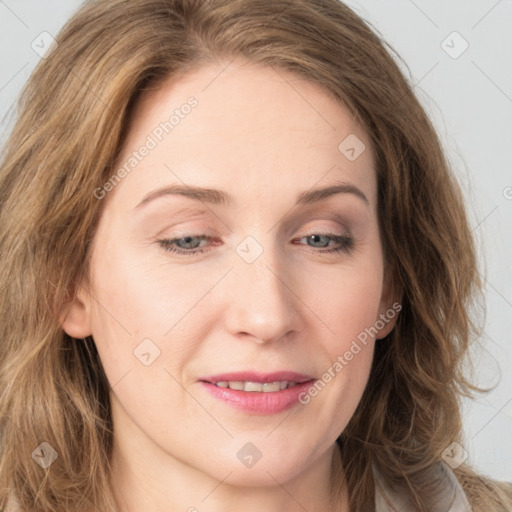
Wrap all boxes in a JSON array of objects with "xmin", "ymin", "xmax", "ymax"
[{"xmin": 62, "ymin": 59, "xmax": 398, "ymax": 487}]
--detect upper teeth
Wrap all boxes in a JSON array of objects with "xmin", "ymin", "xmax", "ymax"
[{"xmin": 214, "ymin": 381, "xmax": 297, "ymax": 392}]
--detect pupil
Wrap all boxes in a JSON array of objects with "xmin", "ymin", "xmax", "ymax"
[
  {"xmin": 182, "ymin": 237, "xmax": 197, "ymax": 248},
  {"xmin": 311, "ymin": 234, "xmax": 324, "ymax": 246}
]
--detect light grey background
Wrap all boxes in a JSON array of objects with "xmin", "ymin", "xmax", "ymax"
[{"xmin": 1, "ymin": 0, "xmax": 510, "ymax": 481}]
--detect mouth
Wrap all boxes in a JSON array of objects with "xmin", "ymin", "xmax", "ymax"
[
  {"xmin": 209, "ymin": 380, "xmax": 300, "ymax": 392},
  {"xmin": 198, "ymin": 371, "xmax": 316, "ymax": 414}
]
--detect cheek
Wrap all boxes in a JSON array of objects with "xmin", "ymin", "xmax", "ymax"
[
  {"xmin": 307, "ymin": 331, "xmax": 375, "ymax": 441},
  {"xmin": 312, "ymin": 266, "xmax": 384, "ymax": 350},
  {"xmin": 86, "ymin": 240, "xmax": 213, "ymax": 385},
  {"xmin": 301, "ymin": 263, "xmax": 382, "ymax": 425}
]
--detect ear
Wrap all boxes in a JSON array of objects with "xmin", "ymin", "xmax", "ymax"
[
  {"xmin": 375, "ymin": 264, "xmax": 403, "ymax": 340},
  {"xmin": 59, "ymin": 281, "xmax": 93, "ymax": 339}
]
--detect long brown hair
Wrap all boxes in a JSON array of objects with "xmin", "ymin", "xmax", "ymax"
[{"xmin": 0, "ymin": 1, "xmax": 510, "ymax": 511}]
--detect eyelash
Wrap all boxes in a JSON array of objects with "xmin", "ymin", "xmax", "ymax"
[{"xmin": 157, "ymin": 232, "xmax": 354, "ymax": 257}]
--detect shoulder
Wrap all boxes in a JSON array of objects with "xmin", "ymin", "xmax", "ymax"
[
  {"xmin": 374, "ymin": 462, "xmax": 471, "ymax": 512},
  {"xmin": 458, "ymin": 471, "xmax": 512, "ymax": 511}
]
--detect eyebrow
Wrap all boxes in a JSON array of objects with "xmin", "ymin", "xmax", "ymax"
[{"xmin": 134, "ymin": 181, "xmax": 369, "ymax": 210}]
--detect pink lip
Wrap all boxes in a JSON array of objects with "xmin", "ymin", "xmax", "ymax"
[{"xmin": 198, "ymin": 371, "xmax": 316, "ymax": 415}]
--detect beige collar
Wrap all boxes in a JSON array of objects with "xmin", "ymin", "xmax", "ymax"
[{"xmin": 374, "ymin": 462, "xmax": 472, "ymax": 512}]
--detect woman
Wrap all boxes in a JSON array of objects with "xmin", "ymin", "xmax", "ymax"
[{"xmin": 0, "ymin": 0, "xmax": 510, "ymax": 511}]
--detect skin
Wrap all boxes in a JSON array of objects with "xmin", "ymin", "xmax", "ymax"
[{"xmin": 61, "ymin": 58, "xmax": 399, "ymax": 512}]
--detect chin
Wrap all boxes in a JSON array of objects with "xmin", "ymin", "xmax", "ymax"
[
  {"xmin": 218, "ymin": 460, "xmax": 305, "ymax": 488},
  {"xmin": 204, "ymin": 441, "xmax": 313, "ymax": 487}
]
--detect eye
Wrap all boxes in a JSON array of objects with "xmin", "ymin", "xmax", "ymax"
[
  {"xmin": 157, "ymin": 232, "xmax": 354, "ymax": 257},
  {"xmin": 158, "ymin": 235, "xmax": 216, "ymax": 257},
  {"xmin": 292, "ymin": 233, "xmax": 354, "ymax": 254}
]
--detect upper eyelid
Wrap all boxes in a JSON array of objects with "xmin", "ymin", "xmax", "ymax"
[
  {"xmin": 152, "ymin": 212, "xmax": 356, "ymax": 232},
  {"xmin": 136, "ymin": 201, "xmax": 366, "ymax": 227}
]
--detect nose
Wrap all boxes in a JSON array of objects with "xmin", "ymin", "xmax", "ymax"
[{"xmin": 222, "ymin": 242, "xmax": 305, "ymax": 344}]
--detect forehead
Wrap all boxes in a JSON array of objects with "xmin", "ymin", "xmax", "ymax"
[{"xmin": 109, "ymin": 58, "xmax": 376, "ymax": 212}]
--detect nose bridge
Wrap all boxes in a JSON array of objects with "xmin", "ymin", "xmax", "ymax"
[{"xmin": 222, "ymin": 234, "xmax": 303, "ymax": 343}]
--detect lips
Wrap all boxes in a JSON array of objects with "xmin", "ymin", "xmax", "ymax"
[{"xmin": 198, "ymin": 371, "xmax": 316, "ymax": 414}]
